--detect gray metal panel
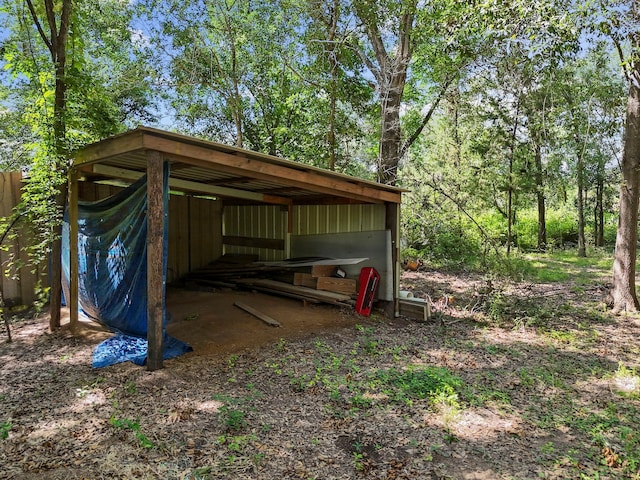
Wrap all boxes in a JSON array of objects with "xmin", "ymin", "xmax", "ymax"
[{"xmin": 290, "ymin": 230, "xmax": 393, "ymax": 301}]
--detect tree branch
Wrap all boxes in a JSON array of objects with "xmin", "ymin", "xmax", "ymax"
[
  {"xmin": 0, "ymin": 212, "xmax": 23, "ymax": 247},
  {"xmin": 25, "ymin": 0, "xmax": 53, "ymax": 55},
  {"xmin": 424, "ymin": 175, "xmax": 503, "ymax": 258},
  {"xmin": 400, "ymin": 75, "xmax": 454, "ymax": 157},
  {"xmin": 398, "ymin": 11, "xmax": 413, "ymax": 62},
  {"xmin": 352, "ymin": 2, "xmax": 387, "ymax": 84}
]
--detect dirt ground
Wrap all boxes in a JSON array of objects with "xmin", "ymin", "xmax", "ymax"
[
  {"xmin": 1, "ymin": 269, "xmax": 640, "ymax": 479},
  {"xmin": 164, "ymin": 287, "xmax": 363, "ymax": 356}
]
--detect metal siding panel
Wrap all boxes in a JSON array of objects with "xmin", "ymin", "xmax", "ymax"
[
  {"xmin": 337, "ymin": 205, "xmax": 350, "ymax": 232},
  {"xmin": 223, "ymin": 205, "xmax": 286, "ymax": 261}
]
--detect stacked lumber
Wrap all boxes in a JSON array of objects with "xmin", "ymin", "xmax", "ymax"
[
  {"xmin": 237, "ymin": 278, "xmax": 355, "ymax": 307},
  {"xmin": 182, "ymin": 254, "xmax": 285, "ymax": 287},
  {"xmin": 293, "ymin": 265, "xmax": 357, "ymax": 295},
  {"xmin": 181, "ymin": 255, "xmax": 361, "ymax": 307}
]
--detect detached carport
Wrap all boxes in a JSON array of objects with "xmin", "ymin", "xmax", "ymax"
[{"xmin": 67, "ymin": 126, "xmax": 403, "ymax": 369}]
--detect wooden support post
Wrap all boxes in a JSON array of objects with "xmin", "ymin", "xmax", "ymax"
[
  {"xmin": 147, "ymin": 151, "xmax": 165, "ymax": 371},
  {"xmin": 69, "ymin": 169, "xmax": 79, "ymax": 332},
  {"xmin": 386, "ymin": 202, "xmax": 401, "ymax": 318}
]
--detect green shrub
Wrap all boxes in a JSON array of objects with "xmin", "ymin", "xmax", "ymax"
[{"xmin": 1, "ymin": 421, "xmax": 11, "ymax": 440}]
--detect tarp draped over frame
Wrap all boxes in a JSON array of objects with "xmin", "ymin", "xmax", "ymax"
[{"xmin": 62, "ymin": 163, "xmax": 191, "ymax": 367}]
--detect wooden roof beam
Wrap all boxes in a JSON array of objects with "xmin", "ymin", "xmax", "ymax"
[
  {"xmin": 140, "ymin": 134, "xmax": 400, "ymax": 204},
  {"xmin": 79, "ymin": 164, "xmax": 292, "ymax": 205}
]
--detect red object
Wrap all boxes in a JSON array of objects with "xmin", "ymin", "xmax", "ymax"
[{"xmin": 355, "ymin": 267, "xmax": 379, "ymax": 316}]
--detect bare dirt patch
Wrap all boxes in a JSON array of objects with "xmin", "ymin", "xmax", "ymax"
[
  {"xmin": 1, "ymin": 270, "xmax": 640, "ymax": 479},
  {"xmin": 165, "ymin": 287, "xmax": 362, "ymax": 356}
]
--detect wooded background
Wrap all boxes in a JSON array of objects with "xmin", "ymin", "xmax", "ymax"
[{"xmin": 1, "ymin": 0, "xmax": 639, "ymax": 313}]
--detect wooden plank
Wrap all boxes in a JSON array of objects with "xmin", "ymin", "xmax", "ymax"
[
  {"xmin": 243, "ymin": 285, "xmax": 321, "ymax": 304},
  {"xmin": 167, "ymin": 194, "xmax": 188, "ymax": 282},
  {"xmin": 238, "ymin": 278, "xmax": 352, "ymax": 302},
  {"xmin": 74, "ymin": 129, "xmax": 145, "ymax": 166},
  {"xmin": 234, "ymin": 301, "xmax": 280, "ymax": 327},
  {"xmin": 0, "ymin": 173, "xmax": 20, "ymax": 303},
  {"xmin": 223, "ymin": 235, "xmax": 285, "ymax": 250},
  {"xmin": 293, "ymin": 273, "xmax": 317, "ymax": 288},
  {"xmin": 188, "ymin": 196, "xmax": 223, "ymax": 271},
  {"xmin": 189, "ymin": 195, "xmax": 202, "ymax": 271},
  {"xmin": 311, "ymin": 265, "xmax": 337, "ymax": 277},
  {"xmin": 398, "ymin": 298, "xmax": 431, "ymax": 321},
  {"xmin": 316, "ymin": 277, "xmax": 357, "ymax": 295},
  {"xmin": 87, "ymin": 164, "xmax": 291, "ymax": 205},
  {"xmin": 147, "ymin": 151, "xmax": 165, "ymax": 371}
]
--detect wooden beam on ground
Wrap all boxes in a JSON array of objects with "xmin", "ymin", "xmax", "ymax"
[
  {"xmin": 69, "ymin": 169, "xmax": 79, "ymax": 332},
  {"xmin": 240, "ymin": 285, "xmax": 322, "ymax": 304},
  {"xmin": 147, "ymin": 151, "xmax": 164, "ymax": 371},
  {"xmin": 234, "ymin": 302, "xmax": 281, "ymax": 327},
  {"xmin": 237, "ymin": 278, "xmax": 354, "ymax": 306}
]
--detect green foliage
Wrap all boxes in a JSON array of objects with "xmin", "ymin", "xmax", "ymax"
[
  {"xmin": 0, "ymin": 421, "xmax": 11, "ymax": 440},
  {"xmin": 1, "ymin": 0, "xmax": 153, "ymax": 303},
  {"xmin": 109, "ymin": 415, "xmax": 155, "ymax": 449},
  {"xmin": 377, "ymin": 367, "xmax": 463, "ymax": 404},
  {"xmin": 212, "ymin": 392, "xmax": 259, "ymax": 431},
  {"xmin": 401, "ymin": 200, "xmax": 485, "ymax": 268},
  {"xmin": 218, "ymin": 406, "xmax": 247, "ymax": 431}
]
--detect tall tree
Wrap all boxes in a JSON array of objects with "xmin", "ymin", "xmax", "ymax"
[
  {"xmin": 160, "ymin": 0, "xmax": 252, "ymax": 147},
  {"xmin": 22, "ymin": 0, "xmax": 72, "ymax": 330},
  {"xmin": 610, "ymin": 0, "xmax": 640, "ymax": 312},
  {"xmin": 302, "ymin": 0, "xmax": 372, "ymax": 171},
  {"xmin": 2, "ymin": 0, "xmax": 153, "ymax": 327},
  {"xmin": 351, "ymin": 0, "xmax": 480, "ymax": 185}
]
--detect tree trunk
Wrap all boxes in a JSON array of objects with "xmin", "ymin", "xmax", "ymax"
[
  {"xmin": 610, "ymin": 79, "xmax": 640, "ymax": 313},
  {"xmin": 506, "ymin": 102, "xmax": 520, "ymax": 257},
  {"xmin": 1, "ymin": 287, "xmax": 11, "ymax": 343},
  {"xmin": 534, "ymin": 142, "xmax": 547, "ymax": 251},
  {"xmin": 48, "ymin": 1, "xmax": 71, "ymax": 330},
  {"xmin": 595, "ymin": 167, "xmax": 605, "ymax": 247},
  {"xmin": 507, "ymin": 168, "xmax": 513, "ymax": 257},
  {"xmin": 378, "ymin": 83, "xmax": 403, "ymax": 185},
  {"xmin": 49, "ymin": 186, "xmax": 67, "ymax": 330},
  {"xmin": 354, "ymin": 4, "xmax": 413, "ymax": 186},
  {"xmin": 577, "ymin": 144, "xmax": 587, "ymax": 257},
  {"xmin": 227, "ymin": 14, "xmax": 243, "ymax": 148}
]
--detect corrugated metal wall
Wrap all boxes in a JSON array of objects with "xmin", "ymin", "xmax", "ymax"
[
  {"xmin": 222, "ymin": 205, "xmax": 288, "ymax": 261},
  {"xmin": 79, "ymin": 183, "xmax": 223, "ymax": 284},
  {"xmin": 222, "ymin": 203, "xmax": 387, "ymax": 261},
  {"xmin": 173, "ymin": 195, "xmax": 222, "ymax": 279},
  {"xmin": 292, "ymin": 204, "xmax": 386, "ymax": 235}
]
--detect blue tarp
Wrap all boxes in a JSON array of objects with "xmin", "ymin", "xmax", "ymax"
[{"xmin": 62, "ymin": 164, "xmax": 192, "ymax": 367}]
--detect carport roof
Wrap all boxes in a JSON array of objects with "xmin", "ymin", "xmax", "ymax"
[{"xmin": 73, "ymin": 126, "xmax": 404, "ymax": 205}]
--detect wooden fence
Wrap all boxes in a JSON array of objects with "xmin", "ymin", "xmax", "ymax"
[{"xmin": 0, "ymin": 172, "xmax": 44, "ymax": 307}]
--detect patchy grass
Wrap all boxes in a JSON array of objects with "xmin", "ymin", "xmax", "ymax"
[
  {"xmin": 3, "ymin": 257, "xmax": 640, "ymax": 479},
  {"xmin": 521, "ymin": 250, "xmax": 612, "ymax": 284}
]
